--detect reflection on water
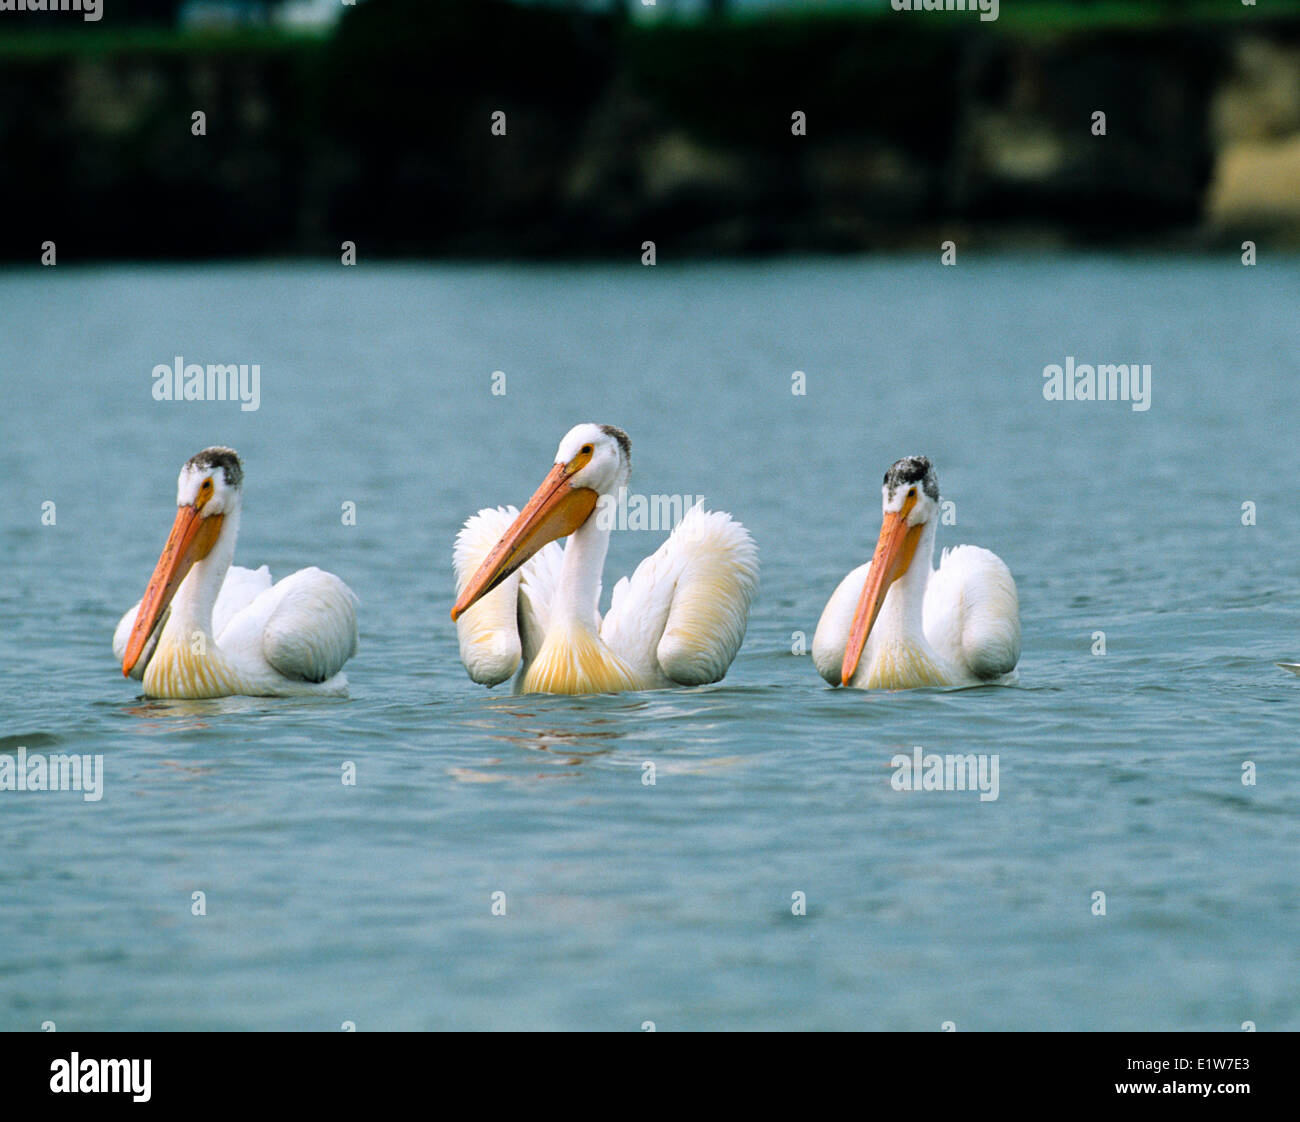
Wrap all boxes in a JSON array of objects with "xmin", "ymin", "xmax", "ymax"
[
  {"xmin": 120, "ymin": 696, "xmax": 270, "ymax": 725},
  {"xmin": 485, "ymin": 707, "xmax": 627, "ymax": 760}
]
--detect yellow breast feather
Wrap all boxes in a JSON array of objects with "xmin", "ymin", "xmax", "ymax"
[
  {"xmin": 522, "ymin": 625, "xmax": 647, "ymax": 696},
  {"xmin": 142, "ymin": 637, "xmax": 246, "ymax": 699}
]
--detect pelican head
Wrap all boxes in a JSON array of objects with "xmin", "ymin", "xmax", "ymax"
[
  {"xmin": 555, "ymin": 421, "xmax": 631, "ymax": 497},
  {"xmin": 840, "ymin": 455, "xmax": 940, "ymax": 685},
  {"xmin": 121, "ymin": 447, "xmax": 243, "ymax": 676},
  {"xmin": 450, "ymin": 423, "xmax": 630, "ymax": 621}
]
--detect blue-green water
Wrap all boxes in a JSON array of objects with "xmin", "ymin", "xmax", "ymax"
[{"xmin": 1, "ymin": 257, "xmax": 1297, "ymax": 1030}]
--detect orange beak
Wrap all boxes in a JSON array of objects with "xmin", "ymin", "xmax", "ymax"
[
  {"xmin": 841, "ymin": 494, "xmax": 923, "ymax": 686},
  {"xmin": 122, "ymin": 504, "xmax": 224, "ymax": 676},
  {"xmin": 451, "ymin": 462, "xmax": 598, "ymax": 622}
]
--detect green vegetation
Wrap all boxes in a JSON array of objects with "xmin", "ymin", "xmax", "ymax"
[
  {"xmin": 3, "ymin": 0, "xmax": 1300, "ymax": 61},
  {"xmin": 714, "ymin": 0, "xmax": 1300, "ymax": 31},
  {"xmin": 995, "ymin": 0, "xmax": 1300, "ymax": 33}
]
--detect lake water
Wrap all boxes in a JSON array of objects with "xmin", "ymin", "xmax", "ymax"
[{"xmin": 1, "ymin": 256, "xmax": 1297, "ymax": 1031}]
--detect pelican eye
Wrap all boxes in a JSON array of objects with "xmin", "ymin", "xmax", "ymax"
[
  {"xmin": 567, "ymin": 443, "xmax": 596, "ymax": 475},
  {"xmin": 908, "ymin": 487, "xmax": 916, "ymax": 498}
]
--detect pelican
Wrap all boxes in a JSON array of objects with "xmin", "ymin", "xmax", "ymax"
[
  {"xmin": 450, "ymin": 423, "xmax": 758, "ymax": 695},
  {"xmin": 113, "ymin": 447, "xmax": 359, "ymax": 698},
  {"xmin": 813, "ymin": 456, "xmax": 1019, "ymax": 690}
]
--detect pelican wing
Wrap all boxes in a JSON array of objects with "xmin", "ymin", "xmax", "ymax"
[
  {"xmin": 602, "ymin": 505, "xmax": 758, "ymax": 687},
  {"xmin": 811, "ymin": 562, "xmax": 870, "ymax": 686},
  {"xmin": 923, "ymin": 545, "xmax": 1020, "ymax": 680},
  {"xmin": 112, "ymin": 564, "xmax": 273, "ymax": 679},
  {"xmin": 213, "ymin": 564, "xmax": 273, "ymax": 635},
  {"xmin": 453, "ymin": 506, "xmax": 564, "ymax": 687},
  {"xmin": 218, "ymin": 567, "xmax": 359, "ymax": 684},
  {"xmin": 112, "ymin": 602, "xmax": 152, "ymax": 680}
]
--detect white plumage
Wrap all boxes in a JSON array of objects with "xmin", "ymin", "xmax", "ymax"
[
  {"xmin": 602, "ymin": 506, "xmax": 758, "ymax": 687},
  {"xmin": 114, "ymin": 563, "xmax": 270, "ymax": 680},
  {"xmin": 922, "ymin": 545, "xmax": 1021, "ymax": 681},
  {"xmin": 220, "ymin": 567, "xmax": 358, "ymax": 686},
  {"xmin": 114, "ymin": 448, "xmax": 358, "ymax": 699},
  {"xmin": 114, "ymin": 565, "xmax": 357, "ymax": 695},
  {"xmin": 452, "ymin": 506, "xmax": 562, "ymax": 687},
  {"xmin": 452, "ymin": 424, "xmax": 758, "ymax": 696},
  {"xmin": 813, "ymin": 456, "xmax": 1019, "ymax": 690}
]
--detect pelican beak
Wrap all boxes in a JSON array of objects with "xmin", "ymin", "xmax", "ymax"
[
  {"xmin": 122, "ymin": 503, "xmax": 224, "ymax": 676},
  {"xmin": 451, "ymin": 462, "xmax": 598, "ymax": 622},
  {"xmin": 841, "ymin": 492, "xmax": 923, "ymax": 686}
]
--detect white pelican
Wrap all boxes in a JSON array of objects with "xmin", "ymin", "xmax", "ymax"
[
  {"xmin": 450, "ymin": 423, "xmax": 758, "ymax": 695},
  {"xmin": 113, "ymin": 447, "xmax": 359, "ymax": 698},
  {"xmin": 813, "ymin": 456, "xmax": 1020, "ymax": 690}
]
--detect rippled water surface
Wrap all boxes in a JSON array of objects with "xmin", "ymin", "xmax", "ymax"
[{"xmin": 1, "ymin": 256, "xmax": 1297, "ymax": 1030}]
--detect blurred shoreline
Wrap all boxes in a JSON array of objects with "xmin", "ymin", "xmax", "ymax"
[{"xmin": 4, "ymin": 0, "xmax": 1300, "ymax": 260}]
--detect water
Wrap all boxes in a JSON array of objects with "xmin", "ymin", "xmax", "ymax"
[{"xmin": 1, "ymin": 256, "xmax": 1296, "ymax": 1031}]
